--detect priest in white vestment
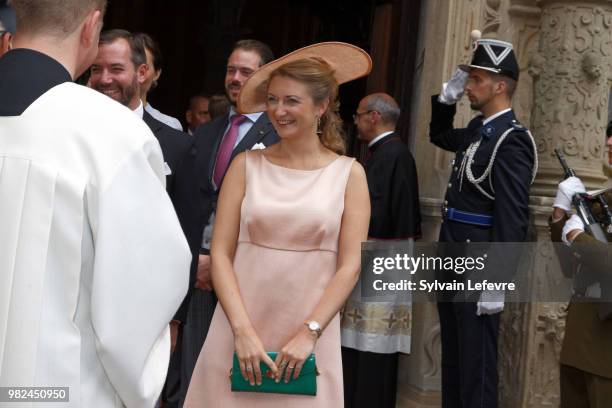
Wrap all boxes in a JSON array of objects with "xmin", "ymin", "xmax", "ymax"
[{"xmin": 0, "ymin": 1, "xmax": 190, "ymax": 407}]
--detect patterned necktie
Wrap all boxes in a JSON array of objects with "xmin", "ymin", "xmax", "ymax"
[{"xmin": 213, "ymin": 114, "xmax": 247, "ymax": 187}]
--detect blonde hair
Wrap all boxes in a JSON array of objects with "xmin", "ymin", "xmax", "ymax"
[
  {"xmin": 269, "ymin": 58, "xmax": 346, "ymax": 155},
  {"xmin": 12, "ymin": 0, "xmax": 106, "ymax": 37}
]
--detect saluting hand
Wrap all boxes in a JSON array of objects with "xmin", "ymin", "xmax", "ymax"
[{"xmin": 438, "ymin": 68, "xmax": 469, "ymax": 105}]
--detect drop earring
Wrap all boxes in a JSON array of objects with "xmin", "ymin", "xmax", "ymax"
[{"xmin": 316, "ymin": 116, "xmax": 322, "ymax": 135}]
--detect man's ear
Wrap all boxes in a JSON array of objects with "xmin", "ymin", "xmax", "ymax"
[
  {"xmin": 154, "ymin": 68, "xmax": 162, "ymax": 82},
  {"xmin": 0, "ymin": 32, "xmax": 11, "ymax": 56},
  {"xmin": 494, "ymin": 79, "xmax": 506, "ymax": 96},
  {"xmin": 81, "ymin": 9, "xmax": 102, "ymax": 49},
  {"xmin": 137, "ymin": 63, "xmax": 148, "ymax": 85},
  {"xmin": 186, "ymin": 110, "xmax": 193, "ymax": 124},
  {"xmin": 370, "ymin": 110, "xmax": 381, "ymax": 126}
]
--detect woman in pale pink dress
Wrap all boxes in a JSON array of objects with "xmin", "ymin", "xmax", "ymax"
[{"xmin": 184, "ymin": 43, "xmax": 372, "ymax": 407}]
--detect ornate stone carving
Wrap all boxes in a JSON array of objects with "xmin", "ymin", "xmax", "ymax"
[
  {"xmin": 483, "ymin": 0, "xmax": 502, "ymax": 35},
  {"xmin": 529, "ymin": 1, "xmax": 612, "ymax": 196},
  {"xmin": 408, "ymin": 1, "xmax": 612, "ymax": 408},
  {"xmin": 525, "ymin": 302, "xmax": 567, "ymax": 407},
  {"xmin": 510, "ymin": 2, "xmax": 541, "ymax": 129}
]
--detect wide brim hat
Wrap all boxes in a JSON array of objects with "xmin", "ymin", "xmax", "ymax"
[
  {"xmin": 237, "ymin": 42, "xmax": 372, "ymax": 114},
  {"xmin": 459, "ymin": 38, "xmax": 519, "ymax": 80}
]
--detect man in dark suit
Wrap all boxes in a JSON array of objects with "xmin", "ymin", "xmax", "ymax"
[
  {"xmin": 430, "ymin": 39, "xmax": 537, "ymax": 407},
  {"xmin": 88, "ymin": 29, "xmax": 200, "ymax": 407},
  {"xmin": 341, "ymin": 93, "xmax": 421, "ymax": 408},
  {"xmin": 89, "ymin": 29, "xmax": 197, "ymax": 246},
  {"xmin": 171, "ymin": 39, "xmax": 279, "ymax": 407}
]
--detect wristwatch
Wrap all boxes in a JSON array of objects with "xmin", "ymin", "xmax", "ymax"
[{"xmin": 304, "ymin": 320, "xmax": 322, "ymax": 338}]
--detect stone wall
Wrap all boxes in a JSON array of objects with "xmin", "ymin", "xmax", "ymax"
[{"xmin": 398, "ymin": 1, "xmax": 611, "ymax": 407}]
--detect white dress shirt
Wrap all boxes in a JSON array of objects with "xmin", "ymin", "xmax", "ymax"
[
  {"xmin": 482, "ymin": 107, "xmax": 512, "ymax": 125},
  {"xmin": 225, "ymin": 106, "xmax": 263, "ymax": 147},
  {"xmin": 134, "ymin": 100, "xmax": 144, "ymax": 118},
  {"xmin": 368, "ymin": 130, "xmax": 395, "ymax": 147}
]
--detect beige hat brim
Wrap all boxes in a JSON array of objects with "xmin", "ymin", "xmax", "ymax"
[{"xmin": 237, "ymin": 42, "xmax": 372, "ymax": 114}]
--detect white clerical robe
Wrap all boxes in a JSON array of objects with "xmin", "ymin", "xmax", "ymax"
[{"xmin": 0, "ymin": 83, "xmax": 190, "ymax": 407}]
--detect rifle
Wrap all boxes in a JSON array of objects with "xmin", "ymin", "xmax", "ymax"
[
  {"xmin": 595, "ymin": 193, "xmax": 612, "ymax": 234},
  {"xmin": 554, "ymin": 148, "xmax": 608, "ymax": 242}
]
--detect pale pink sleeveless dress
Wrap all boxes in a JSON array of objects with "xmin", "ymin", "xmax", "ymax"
[{"xmin": 184, "ymin": 150, "xmax": 354, "ymax": 407}]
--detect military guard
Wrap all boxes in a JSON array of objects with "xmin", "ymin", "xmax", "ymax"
[
  {"xmin": 550, "ymin": 135, "xmax": 612, "ymax": 406},
  {"xmin": 429, "ymin": 36, "xmax": 538, "ymax": 407}
]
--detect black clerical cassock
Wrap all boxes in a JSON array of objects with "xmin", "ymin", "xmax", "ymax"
[
  {"xmin": 342, "ymin": 132, "xmax": 421, "ymax": 408},
  {"xmin": 365, "ymin": 133, "xmax": 421, "ymax": 240}
]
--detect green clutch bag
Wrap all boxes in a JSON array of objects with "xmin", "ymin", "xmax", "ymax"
[{"xmin": 230, "ymin": 352, "xmax": 318, "ymax": 396}]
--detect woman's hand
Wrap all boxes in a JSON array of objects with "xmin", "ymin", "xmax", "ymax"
[
  {"xmin": 234, "ymin": 326, "xmax": 278, "ymax": 386},
  {"xmin": 274, "ymin": 326, "xmax": 317, "ymax": 383}
]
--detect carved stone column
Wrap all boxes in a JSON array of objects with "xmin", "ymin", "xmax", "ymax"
[
  {"xmin": 401, "ymin": 1, "xmax": 612, "ymax": 407},
  {"xmin": 498, "ymin": 209, "xmax": 568, "ymax": 407},
  {"xmin": 529, "ymin": 0, "xmax": 612, "ymax": 197},
  {"xmin": 496, "ymin": 2, "xmax": 612, "ymax": 406}
]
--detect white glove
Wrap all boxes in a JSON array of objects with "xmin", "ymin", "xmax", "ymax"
[
  {"xmin": 553, "ymin": 176, "xmax": 586, "ymax": 211},
  {"xmin": 476, "ymin": 290, "xmax": 505, "ymax": 316},
  {"xmin": 438, "ymin": 68, "xmax": 469, "ymax": 105},
  {"xmin": 562, "ymin": 214, "xmax": 585, "ymax": 245}
]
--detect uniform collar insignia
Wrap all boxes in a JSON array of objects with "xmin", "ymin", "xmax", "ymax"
[
  {"xmin": 481, "ymin": 125, "xmax": 495, "ymax": 139},
  {"xmin": 480, "ymin": 110, "xmax": 516, "ymax": 140}
]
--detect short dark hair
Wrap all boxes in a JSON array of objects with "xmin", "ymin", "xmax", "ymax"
[
  {"xmin": 134, "ymin": 32, "xmax": 163, "ymax": 72},
  {"xmin": 492, "ymin": 72, "xmax": 517, "ymax": 98},
  {"xmin": 188, "ymin": 93, "xmax": 210, "ymax": 110},
  {"xmin": 208, "ymin": 93, "xmax": 231, "ymax": 121},
  {"xmin": 606, "ymin": 121, "xmax": 612, "ymax": 138},
  {"xmin": 232, "ymin": 39, "xmax": 274, "ymax": 67},
  {"xmin": 99, "ymin": 29, "xmax": 146, "ymax": 68}
]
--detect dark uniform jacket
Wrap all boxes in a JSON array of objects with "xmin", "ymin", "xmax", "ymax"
[
  {"xmin": 429, "ymin": 96, "xmax": 535, "ymax": 288},
  {"xmin": 550, "ymin": 193, "xmax": 612, "ymax": 379},
  {"xmin": 366, "ymin": 133, "xmax": 421, "ymax": 239},
  {"xmin": 430, "ymin": 96, "xmax": 534, "ymax": 244}
]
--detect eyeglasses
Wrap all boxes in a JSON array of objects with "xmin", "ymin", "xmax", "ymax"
[{"xmin": 352, "ymin": 110, "xmax": 376, "ymax": 121}]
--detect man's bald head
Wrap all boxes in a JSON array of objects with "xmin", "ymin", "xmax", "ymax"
[
  {"xmin": 12, "ymin": 0, "xmax": 106, "ymax": 37},
  {"xmin": 355, "ymin": 93, "xmax": 401, "ymax": 142},
  {"xmin": 362, "ymin": 93, "xmax": 400, "ymax": 127}
]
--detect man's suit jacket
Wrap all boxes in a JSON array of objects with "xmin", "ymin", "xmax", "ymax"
[
  {"xmin": 193, "ymin": 112, "xmax": 279, "ymax": 273},
  {"xmin": 143, "ymin": 111, "xmax": 200, "ymax": 320},
  {"xmin": 143, "ymin": 110, "xmax": 192, "ymax": 194}
]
